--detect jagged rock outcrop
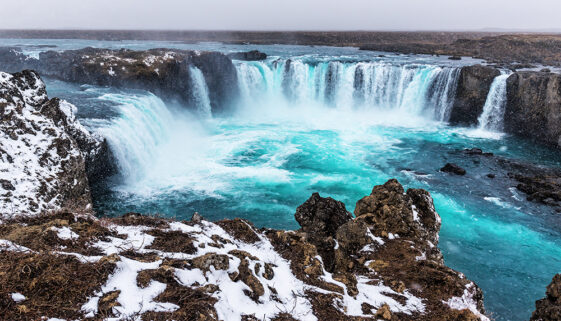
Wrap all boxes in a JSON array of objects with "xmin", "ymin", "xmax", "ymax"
[
  {"xmin": 0, "ymin": 181, "xmax": 489, "ymax": 320},
  {"xmin": 505, "ymin": 71, "xmax": 561, "ymax": 148},
  {"xmin": 288, "ymin": 179, "xmax": 487, "ymax": 320},
  {"xmin": 449, "ymin": 65, "xmax": 500, "ymax": 126},
  {"xmin": 0, "ymin": 70, "xmax": 113, "ymax": 217},
  {"xmin": 295, "ymin": 192, "xmax": 353, "ymax": 271},
  {"xmin": 531, "ymin": 274, "xmax": 561, "ymax": 320},
  {"xmin": 0, "ymin": 47, "xmax": 239, "ymax": 114}
]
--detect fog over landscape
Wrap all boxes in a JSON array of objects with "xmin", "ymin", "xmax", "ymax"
[{"xmin": 2, "ymin": 0, "xmax": 561, "ymax": 31}]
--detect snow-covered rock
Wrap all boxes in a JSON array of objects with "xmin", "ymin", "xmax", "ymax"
[
  {"xmin": 0, "ymin": 70, "xmax": 109, "ymax": 217},
  {"xmin": 0, "ymin": 180, "xmax": 489, "ymax": 320}
]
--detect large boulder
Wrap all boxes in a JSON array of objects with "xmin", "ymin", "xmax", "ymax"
[
  {"xmin": 504, "ymin": 71, "xmax": 561, "ymax": 148},
  {"xmin": 531, "ymin": 274, "xmax": 561, "ymax": 320},
  {"xmin": 441, "ymin": 163, "xmax": 467, "ymax": 175},
  {"xmin": 449, "ymin": 65, "xmax": 500, "ymax": 126}
]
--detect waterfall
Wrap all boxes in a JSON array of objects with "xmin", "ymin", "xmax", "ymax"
[
  {"xmin": 97, "ymin": 93, "xmax": 176, "ymax": 182},
  {"xmin": 235, "ymin": 59, "xmax": 460, "ymax": 121},
  {"xmin": 478, "ymin": 73, "xmax": 510, "ymax": 131},
  {"xmin": 97, "ymin": 92, "xmax": 209, "ymax": 189},
  {"xmin": 97, "ymin": 58, "xmax": 464, "ymax": 184},
  {"xmin": 188, "ymin": 66, "xmax": 212, "ymax": 117}
]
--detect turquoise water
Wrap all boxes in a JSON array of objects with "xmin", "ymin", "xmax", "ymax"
[{"xmin": 10, "ymin": 39, "xmax": 561, "ymax": 320}]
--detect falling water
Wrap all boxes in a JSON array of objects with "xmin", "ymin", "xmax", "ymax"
[
  {"xmin": 235, "ymin": 59, "xmax": 460, "ymax": 121},
  {"xmin": 189, "ymin": 66, "xmax": 212, "ymax": 117},
  {"xmin": 97, "ymin": 93, "xmax": 176, "ymax": 183},
  {"xmin": 478, "ymin": 73, "xmax": 510, "ymax": 131}
]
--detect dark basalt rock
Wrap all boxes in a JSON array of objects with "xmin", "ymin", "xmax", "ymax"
[
  {"xmin": 0, "ymin": 47, "xmax": 37, "ymax": 73},
  {"xmin": 353, "ymin": 179, "xmax": 441, "ymax": 249},
  {"xmin": 514, "ymin": 174, "xmax": 561, "ymax": 208},
  {"xmin": 0, "ymin": 179, "xmax": 15, "ymax": 191},
  {"xmin": 531, "ymin": 274, "xmax": 561, "ymax": 321},
  {"xmin": 449, "ymin": 65, "xmax": 501, "ymax": 126},
  {"xmin": 0, "ymin": 70, "xmax": 93, "ymax": 214},
  {"xmin": 227, "ymin": 50, "xmax": 267, "ymax": 61},
  {"xmin": 294, "ymin": 192, "xmax": 353, "ymax": 271},
  {"xmin": 191, "ymin": 211, "xmax": 204, "ymax": 223},
  {"xmin": 441, "ymin": 163, "xmax": 467, "ymax": 175},
  {"xmin": 504, "ymin": 71, "xmax": 561, "ymax": 148},
  {"xmin": 39, "ymin": 98, "xmax": 117, "ymax": 184},
  {"xmin": 295, "ymin": 192, "xmax": 354, "ymax": 238}
]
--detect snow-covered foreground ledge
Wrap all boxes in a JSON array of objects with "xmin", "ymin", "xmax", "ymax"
[{"xmin": 0, "ymin": 180, "xmax": 489, "ymax": 321}]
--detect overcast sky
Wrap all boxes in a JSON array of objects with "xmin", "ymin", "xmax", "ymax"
[{"xmin": 2, "ymin": 0, "xmax": 561, "ymax": 31}]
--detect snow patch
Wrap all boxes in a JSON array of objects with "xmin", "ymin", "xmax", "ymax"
[
  {"xmin": 11, "ymin": 292, "xmax": 26, "ymax": 302},
  {"xmin": 51, "ymin": 226, "xmax": 79, "ymax": 240},
  {"xmin": 444, "ymin": 283, "xmax": 489, "ymax": 321}
]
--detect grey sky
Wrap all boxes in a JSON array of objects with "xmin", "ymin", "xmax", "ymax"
[{"xmin": 2, "ymin": 0, "xmax": 561, "ymax": 31}]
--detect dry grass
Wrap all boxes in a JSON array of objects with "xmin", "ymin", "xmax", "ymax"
[{"xmin": 0, "ymin": 251, "xmax": 116, "ymax": 320}]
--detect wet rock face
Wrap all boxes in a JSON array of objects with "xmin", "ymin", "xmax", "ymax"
[
  {"xmin": 0, "ymin": 47, "xmax": 239, "ymax": 114},
  {"xmin": 0, "ymin": 70, "xmax": 93, "ymax": 216},
  {"xmin": 505, "ymin": 71, "xmax": 561, "ymax": 148},
  {"xmin": 449, "ymin": 65, "xmax": 501, "ymax": 126},
  {"xmin": 531, "ymin": 274, "xmax": 561, "ymax": 321},
  {"xmin": 513, "ymin": 173, "xmax": 561, "ymax": 208}
]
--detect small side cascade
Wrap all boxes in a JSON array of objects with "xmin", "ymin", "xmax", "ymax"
[
  {"xmin": 188, "ymin": 66, "xmax": 212, "ymax": 117},
  {"xmin": 477, "ymin": 72, "xmax": 511, "ymax": 131}
]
